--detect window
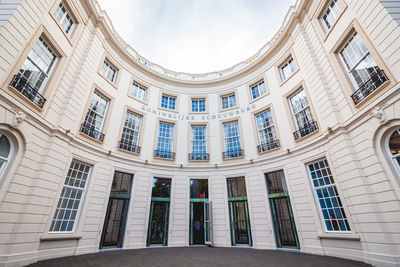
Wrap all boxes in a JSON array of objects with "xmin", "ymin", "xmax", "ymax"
[
  {"xmin": 102, "ymin": 60, "xmax": 118, "ymax": 83},
  {"xmin": 338, "ymin": 32, "xmax": 387, "ymax": 105},
  {"xmin": 255, "ymin": 110, "xmax": 279, "ymax": 152},
  {"xmin": 9, "ymin": 37, "xmax": 58, "ymax": 108},
  {"xmin": 250, "ymin": 80, "xmax": 267, "ymax": 100},
  {"xmin": 221, "ymin": 94, "xmax": 236, "ymax": 109},
  {"xmin": 223, "ymin": 121, "xmax": 243, "ymax": 159},
  {"xmin": 50, "ymin": 160, "xmax": 91, "ymax": 232},
  {"xmin": 161, "ymin": 95, "xmax": 176, "ymax": 110},
  {"xmin": 190, "ymin": 179, "xmax": 208, "ymax": 199},
  {"xmin": 130, "ymin": 82, "xmax": 147, "ymax": 102},
  {"xmin": 387, "ymin": 129, "xmax": 400, "ymax": 176},
  {"xmin": 54, "ymin": 1, "xmax": 75, "ymax": 35},
  {"xmin": 191, "ymin": 99, "xmax": 206, "ymax": 112},
  {"xmin": 119, "ymin": 111, "xmax": 142, "ymax": 153},
  {"xmin": 0, "ymin": 133, "xmax": 13, "ymax": 181},
  {"xmin": 155, "ymin": 122, "xmax": 175, "ymax": 159},
  {"xmin": 81, "ymin": 91, "xmax": 109, "ymax": 142},
  {"xmin": 307, "ymin": 159, "xmax": 350, "ymax": 232},
  {"xmin": 279, "ymin": 57, "xmax": 296, "ymax": 81},
  {"xmin": 288, "ymin": 89, "xmax": 318, "ymax": 140},
  {"xmin": 190, "ymin": 125, "xmax": 208, "ymax": 160},
  {"xmin": 320, "ymin": 0, "xmax": 342, "ymax": 31}
]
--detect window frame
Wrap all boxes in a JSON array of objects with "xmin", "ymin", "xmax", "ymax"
[
  {"xmin": 53, "ymin": 1, "xmax": 76, "ymax": 36},
  {"xmin": 279, "ymin": 57, "xmax": 296, "ymax": 81},
  {"xmin": 189, "ymin": 124, "xmax": 209, "ymax": 161},
  {"xmin": 191, "ymin": 98, "xmax": 207, "ymax": 113},
  {"xmin": 159, "ymin": 92, "xmax": 179, "ymax": 112},
  {"xmin": 288, "ymin": 88, "xmax": 314, "ymax": 132},
  {"xmin": 130, "ymin": 81, "xmax": 148, "ymax": 103},
  {"xmin": 118, "ymin": 110, "xmax": 143, "ymax": 154},
  {"xmin": 254, "ymin": 109, "xmax": 279, "ymax": 153},
  {"xmin": 320, "ymin": 0, "xmax": 342, "ymax": 32},
  {"xmin": 386, "ymin": 128, "xmax": 400, "ymax": 178},
  {"xmin": 102, "ymin": 59, "xmax": 118, "ymax": 83},
  {"xmin": 249, "ymin": 80, "xmax": 268, "ymax": 101},
  {"xmin": 154, "ymin": 120, "xmax": 176, "ymax": 160},
  {"xmin": 222, "ymin": 119, "xmax": 244, "ymax": 160},
  {"xmin": 0, "ymin": 132, "xmax": 14, "ymax": 183},
  {"xmin": 220, "ymin": 93, "xmax": 237, "ymax": 111}
]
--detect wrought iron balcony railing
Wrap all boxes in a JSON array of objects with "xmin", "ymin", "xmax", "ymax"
[
  {"xmin": 293, "ymin": 121, "xmax": 318, "ymax": 140},
  {"xmin": 257, "ymin": 139, "xmax": 280, "ymax": 153},
  {"xmin": 223, "ymin": 149, "xmax": 244, "ymax": 159},
  {"xmin": 154, "ymin": 150, "xmax": 175, "ymax": 159},
  {"xmin": 9, "ymin": 75, "xmax": 46, "ymax": 108},
  {"xmin": 189, "ymin": 152, "xmax": 209, "ymax": 161},
  {"xmin": 351, "ymin": 69, "xmax": 388, "ymax": 105},
  {"xmin": 80, "ymin": 123, "xmax": 105, "ymax": 142},
  {"xmin": 119, "ymin": 140, "xmax": 141, "ymax": 154}
]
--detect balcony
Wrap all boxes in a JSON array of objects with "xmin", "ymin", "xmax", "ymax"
[
  {"xmin": 119, "ymin": 140, "xmax": 141, "ymax": 154},
  {"xmin": 351, "ymin": 69, "xmax": 388, "ymax": 105},
  {"xmin": 9, "ymin": 74, "xmax": 46, "ymax": 108},
  {"xmin": 223, "ymin": 149, "xmax": 244, "ymax": 159},
  {"xmin": 293, "ymin": 121, "xmax": 318, "ymax": 140},
  {"xmin": 80, "ymin": 123, "xmax": 105, "ymax": 142},
  {"xmin": 257, "ymin": 139, "xmax": 280, "ymax": 153},
  {"xmin": 154, "ymin": 150, "xmax": 175, "ymax": 160},
  {"xmin": 189, "ymin": 152, "xmax": 209, "ymax": 161}
]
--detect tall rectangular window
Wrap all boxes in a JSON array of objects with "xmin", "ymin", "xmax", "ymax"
[
  {"xmin": 81, "ymin": 91, "xmax": 109, "ymax": 142},
  {"xmin": 155, "ymin": 122, "xmax": 175, "ymax": 159},
  {"xmin": 54, "ymin": 1, "xmax": 75, "ymax": 35},
  {"xmin": 190, "ymin": 125, "xmax": 208, "ymax": 160},
  {"xmin": 338, "ymin": 32, "xmax": 387, "ymax": 104},
  {"xmin": 223, "ymin": 121, "xmax": 243, "ymax": 159},
  {"xmin": 102, "ymin": 60, "xmax": 118, "ymax": 83},
  {"xmin": 161, "ymin": 95, "xmax": 176, "ymax": 110},
  {"xmin": 50, "ymin": 160, "xmax": 91, "ymax": 232},
  {"xmin": 250, "ymin": 80, "xmax": 267, "ymax": 100},
  {"xmin": 10, "ymin": 36, "xmax": 58, "ymax": 108},
  {"xmin": 288, "ymin": 89, "xmax": 318, "ymax": 140},
  {"xmin": 221, "ymin": 94, "xmax": 236, "ymax": 109},
  {"xmin": 119, "ymin": 111, "xmax": 142, "ymax": 153},
  {"xmin": 279, "ymin": 57, "xmax": 296, "ymax": 80},
  {"xmin": 130, "ymin": 82, "xmax": 147, "ymax": 102},
  {"xmin": 255, "ymin": 110, "xmax": 279, "ymax": 152},
  {"xmin": 320, "ymin": 0, "xmax": 341, "ymax": 31},
  {"xmin": 307, "ymin": 159, "xmax": 350, "ymax": 232},
  {"xmin": 192, "ymin": 99, "xmax": 206, "ymax": 112}
]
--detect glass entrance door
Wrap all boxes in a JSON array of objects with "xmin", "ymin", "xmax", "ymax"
[
  {"xmin": 100, "ymin": 171, "xmax": 133, "ymax": 249},
  {"xmin": 265, "ymin": 170, "xmax": 299, "ymax": 248},
  {"xmin": 189, "ymin": 179, "xmax": 209, "ymax": 245},
  {"xmin": 147, "ymin": 178, "xmax": 171, "ymax": 246},
  {"xmin": 204, "ymin": 201, "xmax": 212, "ymax": 245},
  {"xmin": 227, "ymin": 177, "xmax": 252, "ymax": 246}
]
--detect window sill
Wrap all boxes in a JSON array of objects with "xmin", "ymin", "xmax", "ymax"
[
  {"xmin": 249, "ymin": 91, "xmax": 269, "ymax": 104},
  {"xmin": 353, "ymin": 79, "xmax": 391, "ymax": 109},
  {"xmin": 279, "ymin": 68, "xmax": 300, "ymax": 87},
  {"xmin": 127, "ymin": 94, "xmax": 148, "ymax": 105},
  {"xmin": 220, "ymin": 106, "xmax": 239, "ymax": 113},
  {"xmin": 293, "ymin": 128, "xmax": 320, "ymax": 143},
  {"xmin": 40, "ymin": 234, "xmax": 82, "ymax": 241},
  {"xmin": 257, "ymin": 146, "xmax": 280, "ymax": 155},
  {"xmin": 318, "ymin": 233, "xmax": 360, "ymax": 241},
  {"xmin": 159, "ymin": 107, "xmax": 179, "ymax": 114},
  {"xmin": 7, "ymin": 85, "xmax": 45, "ymax": 112},
  {"xmin": 78, "ymin": 132, "xmax": 104, "ymax": 145},
  {"xmin": 98, "ymin": 71, "xmax": 119, "ymax": 89},
  {"xmin": 117, "ymin": 147, "xmax": 140, "ymax": 156}
]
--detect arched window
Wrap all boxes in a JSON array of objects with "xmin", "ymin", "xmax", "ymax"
[
  {"xmin": 0, "ymin": 133, "xmax": 12, "ymax": 180},
  {"xmin": 388, "ymin": 129, "xmax": 400, "ymax": 176}
]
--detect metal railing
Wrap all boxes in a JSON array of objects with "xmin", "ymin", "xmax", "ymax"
[
  {"xmin": 257, "ymin": 139, "xmax": 280, "ymax": 153},
  {"xmin": 223, "ymin": 149, "xmax": 244, "ymax": 159},
  {"xmin": 80, "ymin": 123, "xmax": 105, "ymax": 142},
  {"xmin": 9, "ymin": 75, "xmax": 46, "ymax": 108},
  {"xmin": 154, "ymin": 150, "xmax": 175, "ymax": 159},
  {"xmin": 119, "ymin": 140, "xmax": 141, "ymax": 153},
  {"xmin": 293, "ymin": 121, "xmax": 318, "ymax": 140},
  {"xmin": 188, "ymin": 153, "xmax": 209, "ymax": 161},
  {"xmin": 351, "ymin": 69, "xmax": 388, "ymax": 105}
]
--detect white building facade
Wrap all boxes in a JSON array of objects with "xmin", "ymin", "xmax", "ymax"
[{"xmin": 0, "ymin": 0, "xmax": 400, "ymax": 266}]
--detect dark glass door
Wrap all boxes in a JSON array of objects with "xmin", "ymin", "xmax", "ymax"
[
  {"xmin": 100, "ymin": 171, "xmax": 133, "ymax": 249},
  {"xmin": 190, "ymin": 202, "xmax": 205, "ymax": 245}
]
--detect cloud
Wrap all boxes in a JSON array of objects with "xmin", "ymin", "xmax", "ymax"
[{"xmin": 97, "ymin": 0, "xmax": 295, "ymax": 73}]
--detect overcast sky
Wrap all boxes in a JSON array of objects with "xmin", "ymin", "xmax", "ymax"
[{"xmin": 97, "ymin": 0, "xmax": 295, "ymax": 74}]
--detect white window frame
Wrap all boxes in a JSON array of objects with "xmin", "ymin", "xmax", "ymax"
[
  {"xmin": 102, "ymin": 60, "xmax": 118, "ymax": 83},
  {"xmin": 161, "ymin": 95, "xmax": 176, "ymax": 110},
  {"xmin": 386, "ymin": 128, "xmax": 400, "ymax": 178},
  {"xmin": 307, "ymin": 158, "xmax": 351, "ymax": 232},
  {"xmin": 223, "ymin": 121, "xmax": 242, "ymax": 158},
  {"xmin": 255, "ymin": 110, "xmax": 277, "ymax": 145},
  {"xmin": 191, "ymin": 98, "xmax": 206, "ymax": 112},
  {"xmin": 250, "ymin": 80, "xmax": 267, "ymax": 100},
  {"xmin": 131, "ymin": 81, "xmax": 147, "ymax": 102},
  {"xmin": 49, "ymin": 160, "xmax": 92, "ymax": 233},
  {"xmin": 190, "ymin": 125, "xmax": 207, "ymax": 154},
  {"xmin": 0, "ymin": 133, "xmax": 14, "ymax": 182},
  {"xmin": 320, "ymin": 0, "xmax": 342, "ymax": 31},
  {"xmin": 221, "ymin": 94, "xmax": 236, "ymax": 110},
  {"xmin": 120, "ymin": 111, "xmax": 142, "ymax": 152},
  {"xmin": 54, "ymin": 1, "xmax": 75, "ymax": 36},
  {"xmin": 82, "ymin": 91, "xmax": 109, "ymax": 139},
  {"xmin": 156, "ymin": 121, "xmax": 175, "ymax": 153},
  {"xmin": 288, "ymin": 89, "xmax": 314, "ymax": 131},
  {"xmin": 279, "ymin": 57, "xmax": 296, "ymax": 81}
]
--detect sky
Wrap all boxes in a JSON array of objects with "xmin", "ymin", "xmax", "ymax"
[{"xmin": 97, "ymin": 0, "xmax": 295, "ymax": 74}]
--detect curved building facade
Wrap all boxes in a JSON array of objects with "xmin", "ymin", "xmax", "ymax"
[{"xmin": 0, "ymin": 0, "xmax": 400, "ymax": 266}]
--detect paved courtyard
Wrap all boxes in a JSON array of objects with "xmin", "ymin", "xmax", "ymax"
[{"xmin": 27, "ymin": 247, "xmax": 371, "ymax": 267}]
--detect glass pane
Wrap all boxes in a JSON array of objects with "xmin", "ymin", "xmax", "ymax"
[
  {"xmin": 111, "ymin": 171, "xmax": 133, "ymax": 195},
  {"xmin": 227, "ymin": 177, "xmax": 247, "ymax": 198},
  {"xmin": 265, "ymin": 170, "xmax": 288, "ymax": 194},
  {"xmin": 389, "ymin": 130, "xmax": 400, "ymax": 156},
  {"xmin": 149, "ymin": 202, "xmax": 168, "ymax": 244},
  {"xmin": 190, "ymin": 179, "xmax": 208, "ymax": 199},
  {"xmin": 231, "ymin": 201, "xmax": 249, "ymax": 244},
  {"xmin": 0, "ymin": 134, "xmax": 11, "ymax": 159},
  {"xmin": 152, "ymin": 177, "xmax": 171, "ymax": 198}
]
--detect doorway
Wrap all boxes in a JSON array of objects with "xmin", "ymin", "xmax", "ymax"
[
  {"xmin": 227, "ymin": 177, "xmax": 252, "ymax": 246},
  {"xmin": 265, "ymin": 170, "xmax": 299, "ymax": 248},
  {"xmin": 100, "ymin": 171, "xmax": 133, "ymax": 249},
  {"xmin": 147, "ymin": 177, "xmax": 171, "ymax": 246}
]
